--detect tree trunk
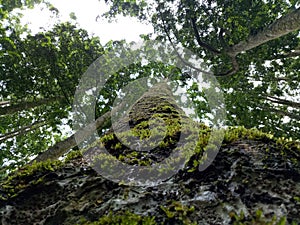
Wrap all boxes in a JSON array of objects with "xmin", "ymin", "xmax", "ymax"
[
  {"xmin": 30, "ymin": 109, "xmax": 112, "ymax": 163},
  {"xmin": 1, "ymin": 126, "xmax": 299, "ymax": 224},
  {"xmin": 1, "ymin": 82, "xmax": 300, "ymax": 225},
  {"xmin": 1, "ymin": 81, "xmax": 300, "ymax": 224},
  {"xmin": 0, "ymin": 97, "xmax": 64, "ymax": 116}
]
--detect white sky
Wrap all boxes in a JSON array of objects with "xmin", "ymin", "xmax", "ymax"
[{"xmin": 20, "ymin": 0, "xmax": 153, "ymax": 44}]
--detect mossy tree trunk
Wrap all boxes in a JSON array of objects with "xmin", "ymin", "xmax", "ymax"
[{"xmin": 1, "ymin": 80, "xmax": 300, "ymax": 225}]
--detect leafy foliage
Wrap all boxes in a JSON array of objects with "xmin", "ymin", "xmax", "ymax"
[
  {"xmin": 103, "ymin": 0, "xmax": 300, "ymax": 139},
  {"xmin": 0, "ymin": 1, "xmax": 104, "ymax": 174}
]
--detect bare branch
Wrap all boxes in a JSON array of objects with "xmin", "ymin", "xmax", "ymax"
[
  {"xmin": 273, "ymin": 49, "xmax": 300, "ymax": 59},
  {"xmin": 0, "ymin": 101, "xmax": 10, "ymax": 106},
  {"xmin": 260, "ymin": 105, "xmax": 300, "ymax": 121},
  {"xmin": 262, "ymin": 95, "xmax": 300, "ymax": 109},
  {"xmin": 271, "ymin": 107, "xmax": 300, "ymax": 121},
  {"xmin": 158, "ymin": 10, "xmax": 213, "ymax": 76}
]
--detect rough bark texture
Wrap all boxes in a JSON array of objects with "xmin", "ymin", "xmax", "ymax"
[
  {"xmin": 1, "ymin": 81, "xmax": 300, "ymax": 225},
  {"xmin": 1, "ymin": 137, "xmax": 299, "ymax": 225}
]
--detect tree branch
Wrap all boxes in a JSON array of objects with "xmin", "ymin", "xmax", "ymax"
[
  {"xmin": 227, "ymin": 7, "xmax": 300, "ymax": 57},
  {"xmin": 0, "ymin": 101, "xmax": 10, "ymax": 107},
  {"xmin": 262, "ymin": 95, "xmax": 300, "ymax": 109},
  {"xmin": 158, "ymin": 9, "xmax": 213, "ymax": 77},
  {"xmin": 0, "ymin": 97, "xmax": 64, "ymax": 116},
  {"xmin": 271, "ymin": 107, "xmax": 300, "ymax": 121},
  {"xmin": 272, "ymin": 49, "xmax": 300, "ymax": 59},
  {"xmin": 190, "ymin": 16, "xmax": 221, "ymax": 55},
  {"xmin": 260, "ymin": 104, "xmax": 300, "ymax": 121},
  {"xmin": 0, "ymin": 120, "xmax": 46, "ymax": 143},
  {"xmin": 217, "ymin": 8, "xmax": 300, "ymax": 76},
  {"xmin": 30, "ymin": 109, "xmax": 112, "ymax": 163}
]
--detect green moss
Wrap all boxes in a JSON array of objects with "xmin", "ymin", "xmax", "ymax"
[
  {"xmin": 100, "ymin": 133, "xmax": 115, "ymax": 144},
  {"xmin": 229, "ymin": 209, "xmax": 287, "ymax": 225},
  {"xmin": 64, "ymin": 150, "xmax": 83, "ymax": 163},
  {"xmin": 150, "ymin": 103, "xmax": 180, "ymax": 114},
  {"xmin": 0, "ymin": 159, "xmax": 63, "ymax": 200},
  {"xmin": 223, "ymin": 126, "xmax": 300, "ymax": 155},
  {"xmin": 0, "ymin": 149, "xmax": 86, "ymax": 201},
  {"xmin": 88, "ymin": 122, "xmax": 299, "ymax": 177},
  {"xmin": 223, "ymin": 126, "xmax": 274, "ymax": 144},
  {"xmin": 293, "ymin": 196, "xmax": 300, "ymax": 203},
  {"xmin": 94, "ymin": 114, "xmax": 184, "ymax": 167},
  {"xmin": 7, "ymin": 159, "xmax": 63, "ymax": 180},
  {"xmin": 77, "ymin": 211, "xmax": 156, "ymax": 225},
  {"xmin": 188, "ymin": 125, "xmax": 300, "ymax": 173},
  {"xmin": 160, "ymin": 200, "xmax": 196, "ymax": 225}
]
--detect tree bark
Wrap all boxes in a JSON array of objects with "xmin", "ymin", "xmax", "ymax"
[{"xmin": 227, "ymin": 7, "xmax": 300, "ymax": 57}]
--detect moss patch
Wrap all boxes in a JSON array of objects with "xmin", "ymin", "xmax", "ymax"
[
  {"xmin": 160, "ymin": 200, "xmax": 196, "ymax": 225},
  {"xmin": 3, "ymin": 125, "xmax": 298, "ymax": 202},
  {"xmin": 78, "ymin": 211, "xmax": 156, "ymax": 225},
  {"xmin": 0, "ymin": 150, "xmax": 84, "ymax": 201},
  {"xmin": 64, "ymin": 150, "xmax": 83, "ymax": 162},
  {"xmin": 0, "ymin": 159, "xmax": 63, "ymax": 200},
  {"xmin": 229, "ymin": 209, "xmax": 289, "ymax": 225},
  {"xmin": 85, "ymin": 124, "xmax": 300, "ymax": 179}
]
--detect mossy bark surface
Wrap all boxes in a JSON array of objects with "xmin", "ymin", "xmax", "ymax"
[{"xmin": 1, "ymin": 81, "xmax": 300, "ymax": 224}]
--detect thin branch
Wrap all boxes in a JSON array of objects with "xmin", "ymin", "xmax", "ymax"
[
  {"xmin": 29, "ymin": 100, "xmax": 126, "ymax": 163},
  {"xmin": 158, "ymin": 9, "xmax": 213, "ymax": 77},
  {"xmin": 0, "ymin": 97, "xmax": 63, "ymax": 116},
  {"xmin": 283, "ymin": 49, "xmax": 300, "ymax": 58},
  {"xmin": 260, "ymin": 105, "xmax": 300, "ymax": 121},
  {"xmin": 0, "ymin": 101, "xmax": 10, "ymax": 106},
  {"xmin": 190, "ymin": 16, "xmax": 221, "ymax": 55},
  {"xmin": 0, "ymin": 120, "xmax": 46, "ymax": 143},
  {"xmin": 263, "ymin": 95, "xmax": 300, "ymax": 109},
  {"xmin": 218, "ymin": 28, "xmax": 228, "ymax": 48},
  {"xmin": 30, "ymin": 109, "xmax": 112, "ymax": 163},
  {"xmin": 272, "ymin": 49, "xmax": 300, "ymax": 59},
  {"xmin": 188, "ymin": 10, "xmax": 238, "ymax": 76},
  {"xmin": 57, "ymin": 79, "xmax": 72, "ymax": 106}
]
